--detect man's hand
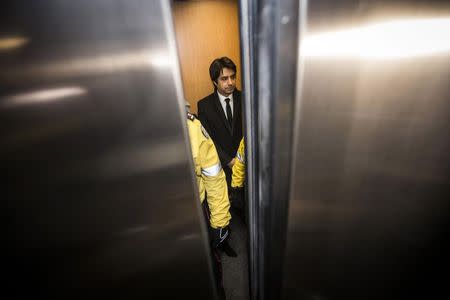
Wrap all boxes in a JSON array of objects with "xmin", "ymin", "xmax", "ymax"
[
  {"xmin": 227, "ymin": 158, "xmax": 237, "ymax": 168},
  {"xmin": 211, "ymin": 226, "xmax": 230, "ymax": 249}
]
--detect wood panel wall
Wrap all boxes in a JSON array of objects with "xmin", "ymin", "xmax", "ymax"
[{"xmin": 172, "ymin": 0, "xmax": 241, "ymax": 114}]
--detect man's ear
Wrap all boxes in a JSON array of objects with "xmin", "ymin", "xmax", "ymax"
[{"xmin": 213, "ymin": 81, "xmax": 218, "ymax": 87}]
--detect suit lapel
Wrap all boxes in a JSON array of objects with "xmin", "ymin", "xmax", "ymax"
[{"xmin": 213, "ymin": 93, "xmax": 232, "ymax": 134}]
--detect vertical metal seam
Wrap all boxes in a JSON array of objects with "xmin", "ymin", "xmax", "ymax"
[{"xmin": 238, "ymin": 0, "xmax": 259, "ymax": 299}]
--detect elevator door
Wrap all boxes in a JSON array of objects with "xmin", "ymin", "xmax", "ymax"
[
  {"xmin": 2, "ymin": 1, "xmax": 215, "ymax": 298},
  {"xmin": 282, "ymin": 1, "xmax": 450, "ymax": 299}
]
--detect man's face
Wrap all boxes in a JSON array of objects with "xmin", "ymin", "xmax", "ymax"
[{"xmin": 214, "ymin": 67, "xmax": 236, "ymax": 97}]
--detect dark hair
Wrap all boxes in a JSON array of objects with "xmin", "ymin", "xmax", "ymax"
[{"xmin": 209, "ymin": 57, "xmax": 237, "ymax": 85}]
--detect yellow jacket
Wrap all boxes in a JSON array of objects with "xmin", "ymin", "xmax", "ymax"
[
  {"xmin": 187, "ymin": 112, "xmax": 231, "ymax": 228},
  {"xmin": 231, "ymin": 138, "xmax": 245, "ymax": 188}
]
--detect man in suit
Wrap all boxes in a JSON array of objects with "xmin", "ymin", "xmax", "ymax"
[{"xmin": 197, "ymin": 57, "xmax": 243, "ymax": 194}]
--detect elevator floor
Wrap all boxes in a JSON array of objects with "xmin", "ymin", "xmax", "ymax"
[{"xmin": 222, "ymin": 207, "xmax": 249, "ymax": 300}]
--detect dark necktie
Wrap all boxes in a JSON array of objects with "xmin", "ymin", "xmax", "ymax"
[{"xmin": 225, "ymin": 98, "xmax": 233, "ymax": 128}]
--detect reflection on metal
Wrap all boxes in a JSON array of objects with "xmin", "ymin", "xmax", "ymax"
[
  {"xmin": 93, "ymin": 140, "xmax": 190, "ymax": 178},
  {"xmin": 150, "ymin": 52, "xmax": 175, "ymax": 68},
  {"xmin": 282, "ymin": 1, "xmax": 450, "ymax": 299},
  {"xmin": 1, "ymin": 87, "xmax": 87, "ymax": 108},
  {"xmin": 0, "ymin": 36, "xmax": 28, "ymax": 51},
  {"xmin": 2, "ymin": 0, "xmax": 215, "ymax": 298},
  {"xmin": 1, "ymin": 50, "xmax": 175, "ymax": 83},
  {"xmin": 301, "ymin": 17, "xmax": 450, "ymax": 59}
]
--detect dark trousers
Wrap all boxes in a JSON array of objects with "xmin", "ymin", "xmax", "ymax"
[
  {"xmin": 224, "ymin": 167, "xmax": 232, "ymax": 190},
  {"xmin": 201, "ymin": 200, "xmax": 226, "ymax": 300},
  {"xmin": 224, "ymin": 166, "xmax": 244, "ymax": 211},
  {"xmin": 225, "ymin": 165, "xmax": 246, "ymax": 225}
]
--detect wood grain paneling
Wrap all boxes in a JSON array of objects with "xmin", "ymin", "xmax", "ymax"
[{"xmin": 173, "ymin": 0, "xmax": 241, "ymax": 114}]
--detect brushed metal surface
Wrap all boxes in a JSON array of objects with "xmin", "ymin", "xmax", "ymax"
[
  {"xmin": 238, "ymin": 0, "xmax": 258, "ymax": 298},
  {"xmin": 2, "ymin": 1, "xmax": 215, "ymax": 298},
  {"xmin": 283, "ymin": 1, "xmax": 450, "ymax": 299},
  {"xmin": 248, "ymin": 1, "xmax": 301, "ymax": 299}
]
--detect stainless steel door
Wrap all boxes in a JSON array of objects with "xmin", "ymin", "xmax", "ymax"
[
  {"xmin": 2, "ymin": 1, "xmax": 215, "ymax": 298},
  {"xmin": 239, "ymin": 0, "xmax": 301, "ymax": 299},
  {"xmin": 283, "ymin": 1, "xmax": 450, "ymax": 299}
]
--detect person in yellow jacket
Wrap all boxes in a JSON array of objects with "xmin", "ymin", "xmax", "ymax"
[
  {"xmin": 231, "ymin": 138, "xmax": 245, "ymax": 188},
  {"xmin": 186, "ymin": 104, "xmax": 234, "ymax": 300},
  {"xmin": 230, "ymin": 138, "xmax": 246, "ymax": 224},
  {"xmin": 186, "ymin": 110, "xmax": 231, "ymax": 234}
]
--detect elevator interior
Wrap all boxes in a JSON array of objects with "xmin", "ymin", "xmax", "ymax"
[{"xmin": 2, "ymin": 1, "xmax": 450, "ymax": 300}]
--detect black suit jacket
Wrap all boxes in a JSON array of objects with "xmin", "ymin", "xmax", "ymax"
[{"xmin": 198, "ymin": 90, "xmax": 243, "ymax": 170}]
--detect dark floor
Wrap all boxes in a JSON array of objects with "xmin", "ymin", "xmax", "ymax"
[{"xmin": 222, "ymin": 208, "xmax": 249, "ymax": 300}]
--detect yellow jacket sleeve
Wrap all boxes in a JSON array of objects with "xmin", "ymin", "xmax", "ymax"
[
  {"xmin": 196, "ymin": 121, "xmax": 231, "ymax": 228},
  {"xmin": 231, "ymin": 139, "xmax": 245, "ymax": 188}
]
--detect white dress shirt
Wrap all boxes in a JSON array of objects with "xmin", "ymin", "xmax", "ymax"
[{"xmin": 217, "ymin": 92, "xmax": 234, "ymax": 120}]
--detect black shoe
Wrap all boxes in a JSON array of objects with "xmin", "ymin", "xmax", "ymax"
[{"xmin": 220, "ymin": 241, "xmax": 237, "ymax": 257}]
